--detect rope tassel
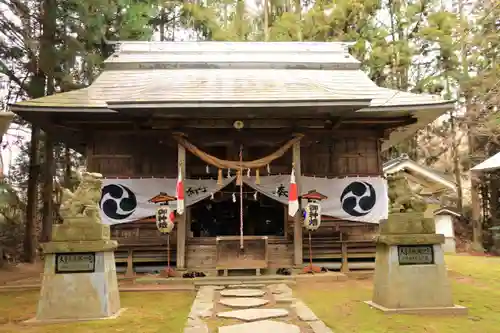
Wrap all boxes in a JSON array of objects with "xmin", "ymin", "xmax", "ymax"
[{"xmin": 217, "ymin": 169, "xmax": 223, "ymax": 185}]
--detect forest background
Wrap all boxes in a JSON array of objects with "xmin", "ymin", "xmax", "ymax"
[{"xmin": 0, "ymin": 0, "xmax": 498, "ymax": 262}]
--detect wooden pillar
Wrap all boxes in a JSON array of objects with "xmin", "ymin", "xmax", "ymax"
[
  {"xmin": 41, "ymin": 132, "xmax": 54, "ymax": 243},
  {"xmin": 176, "ymin": 144, "xmax": 187, "ymax": 270},
  {"xmin": 293, "ymin": 141, "xmax": 303, "ymax": 266}
]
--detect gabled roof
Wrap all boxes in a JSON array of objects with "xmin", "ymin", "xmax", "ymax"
[
  {"xmin": 434, "ymin": 207, "xmax": 462, "ymax": 217},
  {"xmin": 12, "ymin": 41, "xmax": 452, "ymax": 110},
  {"xmin": 10, "ymin": 42, "xmax": 454, "ymax": 150},
  {"xmin": 383, "ymin": 154, "xmax": 456, "ymax": 193},
  {"xmin": 471, "ymin": 151, "xmax": 500, "ymax": 172}
]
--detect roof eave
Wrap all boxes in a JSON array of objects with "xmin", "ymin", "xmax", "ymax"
[
  {"xmin": 9, "ymin": 104, "xmax": 115, "ymax": 113},
  {"xmin": 358, "ymin": 101, "xmax": 455, "ymax": 114},
  {"xmin": 381, "ymin": 103, "xmax": 454, "ymax": 151}
]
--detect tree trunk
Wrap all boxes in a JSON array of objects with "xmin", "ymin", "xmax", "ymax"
[
  {"xmin": 468, "ymin": 122, "xmax": 484, "ymax": 251},
  {"xmin": 450, "ymin": 111, "xmax": 464, "ymax": 212},
  {"xmin": 294, "ymin": 0, "xmax": 302, "ymax": 41},
  {"xmin": 38, "ymin": 0, "xmax": 56, "ymax": 243},
  {"xmin": 264, "ymin": 0, "xmax": 269, "ymax": 41},
  {"xmin": 64, "ymin": 146, "xmax": 72, "ymax": 189},
  {"xmin": 159, "ymin": 7, "xmax": 166, "ymax": 41},
  {"xmin": 41, "ymin": 132, "xmax": 54, "ymax": 242},
  {"xmin": 24, "ymin": 126, "xmax": 41, "ymax": 263}
]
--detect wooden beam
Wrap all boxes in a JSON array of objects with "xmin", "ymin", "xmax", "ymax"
[
  {"xmin": 176, "ymin": 144, "xmax": 187, "ymax": 270},
  {"xmin": 293, "ymin": 141, "xmax": 303, "ymax": 267},
  {"xmin": 62, "ymin": 117, "xmax": 414, "ymax": 129}
]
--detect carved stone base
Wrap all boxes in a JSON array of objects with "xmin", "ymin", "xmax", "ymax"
[
  {"xmin": 36, "ymin": 251, "xmax": 121, "ymax": 322},
  {"xmin": 368, "ymin": 213, "xmax": 467, "ymax": 315}
]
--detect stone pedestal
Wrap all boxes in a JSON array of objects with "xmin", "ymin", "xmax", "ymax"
[
  {"xmin": 365, "ymin": 213, "xmax": 467, "ymax": 315},
  {"xmin": 33, "ymin": 218, "xmax": 122, "ymax": 323}
]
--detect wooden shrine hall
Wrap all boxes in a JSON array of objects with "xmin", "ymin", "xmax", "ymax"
[{"xmin": 10, "ymin": 41, "xmax": 454, "ymax": 276}]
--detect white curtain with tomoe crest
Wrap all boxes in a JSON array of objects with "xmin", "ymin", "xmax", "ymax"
[
  {"xmin": 99, "ymin": 177, "xmax": 235, "ymax": 225},
  {"xmin": 98, "ymin": 176, "xmax": 388, "ymax": 225},
  {"xmin": 244, "ymin": 175, "xmax": 388, "ymax": 224}
]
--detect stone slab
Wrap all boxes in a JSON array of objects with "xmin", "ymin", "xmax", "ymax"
[
  {"xmin": 228, "ymin": 284, "xmax": 265, "ymax": 289},
  {"xmin": 365, "ymin": 301, "xmax": 468, "ymax": 315},
  {"xmin": 51, "ymin": 221, "xmax": 111, "ymax": 242},
  {"xmin": 219, "ymin": 297, "xmax": 269, "ymax": 308},
  {"xmin": 376, "ymin": 234, "xmax": 444, "ymax": 245},
  {"xmin": 308, "ymin": 320, "xmax": 334, "ymax": 333},
  {"xmin": 217, "ymin": 308, "xmax": 289, "ymax": 321},
  {"xmin": 218, "ymin": 320, "xmax": 300, "ymax": 333},
  {"xmin": 380, "ymin": 213, "xmax": 435, "ymax": 235},
  {"xmin": 292, "ymin": 301, "xmax": 318, "ymax": 321},
  {"xmin": 220, "ymin": 289, "xmax": 266, "ymax": 297},
  {"xmin": 41, "ymin": 239, "xmax": 118, "ymax": 253}
]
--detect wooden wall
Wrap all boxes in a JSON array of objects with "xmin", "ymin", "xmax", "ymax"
[
  {"xmin": 89, "ymin": 130, "xmax": 381, "ymax": 270},
  {"xmin": 86, "ymin": 131, "xmax": 381, "ymax": 178}
]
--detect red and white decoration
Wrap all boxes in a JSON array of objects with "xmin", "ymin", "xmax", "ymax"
[
  {"xmin": 176, "ymin": 169, "xmax": 185, "ymax": 215},
  {"xmin": 288, "ymin": 168, "xmax": 299, "ymax": 217}
]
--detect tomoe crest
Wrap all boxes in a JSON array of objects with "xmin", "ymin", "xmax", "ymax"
[
  {"xmin": 340, "ymin": 181, "xmax": 376, "ymax": 217},
  {"xmin": 100, "ymin": 184, "xmax": 137, "ymax": 220}
]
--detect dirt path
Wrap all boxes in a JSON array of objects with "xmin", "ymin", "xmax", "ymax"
[{"xmin": 0, "ymin": 263, "xmax": 43, "ymax": 285}]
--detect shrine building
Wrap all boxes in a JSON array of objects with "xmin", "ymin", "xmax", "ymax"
[{"xmin": 10, "ymin": 42, "xmax": 454, "ymax": 276}]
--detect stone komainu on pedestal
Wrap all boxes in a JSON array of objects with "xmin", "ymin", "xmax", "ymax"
[
  {"xmin": 366, "ymin": 213, "xmax": 467, "ymax": 315},
  {"xmin": 35, "ymin": 172, "xmax": 122, "ymax": 322}
]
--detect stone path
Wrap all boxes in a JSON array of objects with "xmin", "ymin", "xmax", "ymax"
[{"xmin": 184, "ymin": 283, "xmax": 333, "ymax": 333}]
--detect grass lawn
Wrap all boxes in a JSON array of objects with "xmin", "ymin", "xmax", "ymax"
[
  {"xmin": 0, "ymin": 291, "xmax": 195, "ymax": 333},
  {"xmin": 295, "ymin": 254, "xmax": 500, "ymax": 333}
]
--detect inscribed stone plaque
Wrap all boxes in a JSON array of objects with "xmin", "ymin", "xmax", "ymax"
[
  {"xmin": 397, "ymin": 245, "xmax": 434, "ymax": 265},
  {"xmin": 55, "ymin": 252, "xmax": 96, "ymax": 273}
]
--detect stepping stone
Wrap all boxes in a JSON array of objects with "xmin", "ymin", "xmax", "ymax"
[
  {"xmin": 219, "ymin": 297, "xmax": 269, "ymax": 308},
  {"xmin": 217, "ymin": 308, "xmax": 289, "ymax": 321},
  {"xmin": 228, "ymin": 284, "xmax": 265, "ymax": 289},
  {"xmin": 218, "ymin": 320, "xmax": 300, "ymax": 333},
  {"xmin": 291, "ymin": 301, "xmax": 317, "ymax": 321},
  {"xmin": 220, "ymin": 289, "xmax": 266, "ymax": 297}
]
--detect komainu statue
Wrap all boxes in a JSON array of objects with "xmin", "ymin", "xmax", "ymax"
[
  {"xmin": 387, "ymin": 172, "xmax": 427, "ymax": 213},
  {"xmin": 59, "ymin": 172, "xmax": 103, "ymax": 222}
]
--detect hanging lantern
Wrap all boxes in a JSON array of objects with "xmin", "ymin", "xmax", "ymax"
[
  {"xmin": 302, "ymin": 190, "xmax": 328, "ymax": 231},
  {"xmin": 303, "ymin": 202, "xmax": 322, "ymax": 231},
  {"xmin": 156, "ymin": 206, "xmax": 175, "ymax": 234}
]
